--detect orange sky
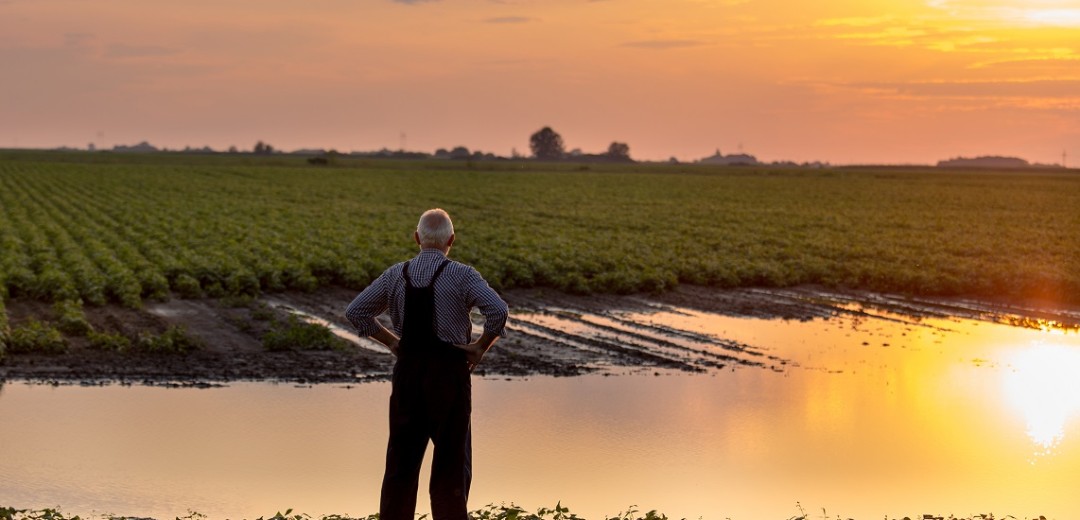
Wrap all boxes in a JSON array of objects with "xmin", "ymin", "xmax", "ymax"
[{"xmin": 1, "ymin": 0, "xmax": 1078, "ymax": 164}]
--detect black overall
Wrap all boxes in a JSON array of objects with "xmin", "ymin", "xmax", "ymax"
[{"xmin": 380, "ymin": 259, "xmax": 472, "ymax": 520}]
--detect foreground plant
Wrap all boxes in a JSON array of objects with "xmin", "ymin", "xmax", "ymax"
[
  {"xmin": 262, "ymin": 315, "xmax": 345, "ymax": 352},
  {"xmin": 0, "ymin": 505, "xmax": 1052, "ymax": 520}
]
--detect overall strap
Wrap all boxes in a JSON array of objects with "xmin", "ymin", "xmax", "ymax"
[
  {"xmin": 401, "ymin": 259, "xmax": 451, "ymax": 288},
  {"xmin": 402, "ymin": 261, "xmax": 413, "ymax": 288},
  {"xmin": 429, "ymin": 259, "xmax": 451, "ymax": 287}
]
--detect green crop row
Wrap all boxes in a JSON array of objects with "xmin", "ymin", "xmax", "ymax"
[{"xmin": 0, "ymin": 152, "xmax": 1077, "ymax": 307}]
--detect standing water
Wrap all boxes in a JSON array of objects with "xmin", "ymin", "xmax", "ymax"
[{"xmin": 2, "ymin": 296, "xmax": 1079, "ymax": 519}]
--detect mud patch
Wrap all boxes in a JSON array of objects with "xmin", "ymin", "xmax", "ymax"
[{"xmin": 1, "ymin": 285, "xmax": 1077, "ymax": 385}]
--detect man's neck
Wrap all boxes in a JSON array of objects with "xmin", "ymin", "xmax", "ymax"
[{"xmin": 420, "ymin": 247, "xmax": 449, "ymax": 256}]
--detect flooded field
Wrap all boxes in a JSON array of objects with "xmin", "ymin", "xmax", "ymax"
[{"xmin": 2, "ymin": 288, "xmax": 1079, "ymax": 519}]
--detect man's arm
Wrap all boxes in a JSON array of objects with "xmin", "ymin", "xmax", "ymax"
[
  {"xmin": 455, "ymin": 267, "xmax": 509, "ymax": 371},
  {"xmin": 369, "ymin": 324, "xmax": 401, "ymax": 357},
  {"xmin": 344, "ymin": 268, "xmax": 398, "ymax": 355}
]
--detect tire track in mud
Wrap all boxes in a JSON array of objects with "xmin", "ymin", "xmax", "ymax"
[
  {"xmin": 509, "ymin": 318, "xmax": 706, "ymax": 372},
  {"xmin": 517, "ymin": 309, "xmax": 773, "ymax": 370},
  {"xmin": 579, "ymin": 312, "xmax": 776, "ymax": 359},
  {"xmin": 278, "ymin": 289, "xmax": 791, "ymax": 375}
]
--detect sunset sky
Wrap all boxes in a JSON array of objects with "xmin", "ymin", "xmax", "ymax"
[{"xmin": 2, "ymin": 0, "xmax": 1078, "ymax": 164}]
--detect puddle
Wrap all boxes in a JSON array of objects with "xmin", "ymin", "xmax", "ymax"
[{"xmin": 2, "ymin": 288, "xmax": 1079, "ymax": 519}]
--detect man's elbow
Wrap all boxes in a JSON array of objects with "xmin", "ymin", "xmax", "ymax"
[{"xmin": 344, "ymin": 304, "xmax": 374, "ymax": 332}]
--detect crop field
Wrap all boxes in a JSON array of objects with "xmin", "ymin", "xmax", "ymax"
[{"xmin": 0, "ymin": 151, "xmax": 1077, "ymax": 322}]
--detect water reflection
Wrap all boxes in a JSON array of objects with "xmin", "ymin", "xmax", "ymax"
[
  {"xmin": 2, "ymin": 303, "xmax": 1079, "ymax": 519},
  {"xmin": 1001, "ymin": 341, "xmax": 1080, "ymax": 456}
]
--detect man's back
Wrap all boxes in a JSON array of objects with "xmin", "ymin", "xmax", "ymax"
[{"xmin": 345, "ymin": 248, "xmax": 507, "ymax": 346}]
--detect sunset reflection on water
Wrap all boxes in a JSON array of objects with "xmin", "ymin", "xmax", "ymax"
[
  {"xmin": 1000, "ymin": 340, "xmax": 1080, "ymax": 456},
  {"xmin": 1, "ymin": 304, "xmax": 1078, "ymax": 519}
]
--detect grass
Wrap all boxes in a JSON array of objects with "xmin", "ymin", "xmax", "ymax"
[
  {"xmin": 134, "ymin": 326, "xmax": 202, "ymax": 354},
  {"xmin": 0, "ymin": 150, "xmax": 1077, "ymax": 309},
  {"xmin": 262, "ymin": 314, "xmax": 347, "ymax": 352}
]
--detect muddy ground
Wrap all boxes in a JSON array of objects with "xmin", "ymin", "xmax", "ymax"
[{"xmin": 2, "ymin": 285, "xmax": 1078, "ymax": 386}]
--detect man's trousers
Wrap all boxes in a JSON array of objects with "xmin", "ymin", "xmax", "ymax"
[{"xmin": 379, "ymin": 343, "xmax": 472, "ymax": 520}]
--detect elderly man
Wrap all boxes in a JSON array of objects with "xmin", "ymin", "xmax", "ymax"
[{"xmin": 345, "ymin": 208, "xmax": 508, "ymax": 520}]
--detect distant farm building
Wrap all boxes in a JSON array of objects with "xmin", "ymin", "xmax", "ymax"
[{"xmin": 698, "ymin": 149, "xmax": 759, "ymax": 166}]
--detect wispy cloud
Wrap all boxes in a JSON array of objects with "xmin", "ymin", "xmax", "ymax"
[
  {"xmin": 621, "ymin": 39, "xmax": 707, "ymax": 50},
  {"xmin": 484, "ymin": 16, "xmax": 534, "ymax": 24},
  {"xmin": 928, "ymin": 0, "xmax": 1080, "ymax": 27},
  {"xmin": 856, "ymin": 79, "xmax": 1080, "ymax": 98},
  {"xmin": 106, "ymin": 43, "xmax": 181, "ymax": 58},
  {"xmin": 811, "ymin": 16, "xmax": 1007, "ymax": 53},
  {"xmin": 971, "ymin": 55, "xmax": 1080, "ymax": 71},
  {"xmin": 813, "ymin": 78, "xmax": 1080, "ymax": 112},
  {"xmin": 64, "ymin": 32, "xmax": 95, "ymax": 47},
  {"xmin": 816, "ymin": 16, "xmax": 895, "ymax": 28}
]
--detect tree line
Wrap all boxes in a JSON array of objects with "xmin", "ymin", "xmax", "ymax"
[
  {"xmin": 99, "ymin": 128, "xmax": 634, "ymax": 163},
  {"xmin": 529, "ymin": 127, "xmax": 631, "ymax": 162}
]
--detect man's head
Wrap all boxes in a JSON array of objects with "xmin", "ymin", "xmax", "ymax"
[{"xmin": 415, "ymin": 208, "xmax": 455, "ymax": 251}]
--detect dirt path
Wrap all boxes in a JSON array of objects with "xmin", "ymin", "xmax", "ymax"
[{"xmin": 2, "ymin": 285, "xmax": 1077, "ymax": 386}]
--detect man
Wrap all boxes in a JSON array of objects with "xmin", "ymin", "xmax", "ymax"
[{"xmin": 345, "ymin": 208, "xmax": 508, "ymax": 520}]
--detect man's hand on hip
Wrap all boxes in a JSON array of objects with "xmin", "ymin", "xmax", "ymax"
[
  {"xmin": 455, "ymin": 330, "xmax": 500, "ymax": 372},
  {"xmin": 370, "ymin": 325, "xmax": 401, "ymax": 357},
  {"xmin": 457, "ymin": 341, "xmax": 486, "ymax": 372}
]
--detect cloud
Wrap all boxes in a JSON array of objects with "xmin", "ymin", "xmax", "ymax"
[
  {"xmin": 816, "ymin": 16, "xmax": 895, "ymax": 28},
  {"xmin": 972, "ymin": 56, "xmax": 1080, "ymax": 71},
  {"xmin": 929, "ymin": 0, "xmax": 1080, "ymax": 27},
  {"xmin": 64, "ymin": 33, "xmax": 95, "ymax": 47},
  {"xmin": 621, "ymin": 39, "xmax": 707, "ymax": 50},
  {"xmin": 817, "ymin": 78, "xmax": 1080, "ymax": 112},
  {"xmin": 484, "ymin": 16, "xmax": 534, "ymax": 23},
  {"xmin": 106, "ymin": 43, "xmax": 181, "ymax": 58},
  {"xmin": 870, "ymin": 79, "xmax": 1080, "ymax": 99},
  {"xmin": 810, "ymin": 16, "xmax": 1005, "ymax": 52}
]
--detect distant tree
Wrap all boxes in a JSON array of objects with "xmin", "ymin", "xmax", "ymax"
[
  {"xmin": 607, "ymin": 141, "xmax": 631, "ymax": 161},
  {"xmin": 253, "ymin": 141, "xmax": 275, "ymax": 155},
  {"xmin": 529, "ymin": 127, "xmax": 564, "ymax": 160},
  {"xmin": 449, "ymin": 146, "xmax": 471, "ymax": 160},
  {"xmin": 228, "ymin": 145, "xmax": 238, "ymax": 154}
]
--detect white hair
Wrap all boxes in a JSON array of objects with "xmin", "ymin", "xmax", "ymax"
[{"xmin": 416, "ymin": 208, "xmax": 454, "ymax": 248}]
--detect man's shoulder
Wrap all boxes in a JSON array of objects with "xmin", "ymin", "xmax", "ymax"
[
  {"xmin": 377, "ymin": 261, "xmax": 408, "ymax": 278},
  {"xmin": 444, "ymin": 259, "xmax": 482, "ymax": 277}
]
